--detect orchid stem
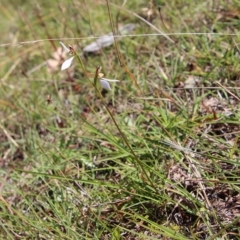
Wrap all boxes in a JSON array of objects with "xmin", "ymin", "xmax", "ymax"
[{"xmin": 75, "ymin": 53, "xmax": 157, "ymax": 192}]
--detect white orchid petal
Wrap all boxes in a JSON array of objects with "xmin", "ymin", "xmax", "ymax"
[
  {"xmin": 101, "ymin": 78, "xmax": 120, "ymax": 82},
  {"xmin": 59, "ymin": 42, "xmax": 70, "ymax": 52},
  {"xmin": 100, "ymin": 78, "xmax": 120, "ymax": 90},
  {"xmin": 61, "ymin": 56, "xmax": 74, "ymax": 70},
  {"xmin": 100, "ymin": 79, "xmax": 111, "ymax": 90}
]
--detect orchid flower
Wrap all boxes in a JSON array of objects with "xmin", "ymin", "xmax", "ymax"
[
  {"xmin": 59, "ymin": 42, "xmax": 75, "ymax": 71},
  {"xmin": 60, "ymin": 42, "xmax": 119, "ymax": 90},
  {"xmin": 100, "ymin": 78, "xmax": 120, "ymax": 91}
]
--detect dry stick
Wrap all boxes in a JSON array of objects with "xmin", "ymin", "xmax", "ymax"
[
  {"xmin": 216, "ymin": 81, "xmax": 240, "ymax": 102},
  {"xmin": 0, "ymin": 123, "xmax": 19, "ymax": 148},
  {"xmin": 0, "ymin": 195, "xmax": 14, "ymax": 215},
  {"xmin": 158, "ymin": 6, "xmax": 169, "ymax": 32}
]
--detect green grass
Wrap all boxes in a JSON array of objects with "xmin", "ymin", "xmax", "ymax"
[{"xmin": 1, "ymin": 0, "xmax": 240, "ymax": 239}]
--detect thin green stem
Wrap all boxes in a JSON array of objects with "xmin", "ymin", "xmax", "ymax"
[{"xmin": 75, "ymin": 53, "xmax": 157, "ymax": 192}]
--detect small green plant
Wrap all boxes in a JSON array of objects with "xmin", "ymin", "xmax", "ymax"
[{"xmin": 59, "ymin": 41, "xmax": 158, "ymax": 192}]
